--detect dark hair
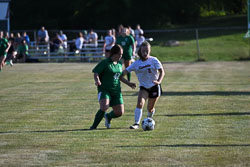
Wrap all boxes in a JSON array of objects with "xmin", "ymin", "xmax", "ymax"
[
  {"xmin": 137, "ymin": 41, "xmax": 151, "ymax": 59},
  {"xmin": 110, "ymin": 44, "xmax": 122, "ymax": 57}
]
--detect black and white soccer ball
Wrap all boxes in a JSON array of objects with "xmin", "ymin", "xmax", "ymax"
[{"xmin": 142, "ymin": 118, "xmax": 155, "ymax": 131}]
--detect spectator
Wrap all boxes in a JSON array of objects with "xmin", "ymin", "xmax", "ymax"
[
  {"xmin": 14, "ymin": 32, "xmax": 22, "ymax": 49},
  {"xmin": 17, "ymin": 39, "xmax": 29, "ymax": 63},
  {"xmin": 117, "ymin": 24, "xmax": 123, "ymax": 37},
  {"xmin": 83, "ymin": 30, "xmax": 88, "ymax": 41},
  {"xmin": 50, "ymin": 33, "xmax": 63, "ymax": 52},
  {"xmin": 103, "ymin": 29, "xmax": 115, "ymax": 58},
  {"xmin": 22, "ymin": 32, "xmax": 30, "ymax": 45},
  {"xmin": 128, "ymin": 26, "xmax": 135, "ymax": 38},
  {"xmin": 75, "ymin": 32, "xmax": 85, "ymax": 51},
  {"xmin": 37, "ymin": 26, "xmax": 49, "ymax": 44},
  {"xmin": 135, "ymin": 32, "xmax": 145, "ymax": 53},
  {"xmin": 111, "ymin": 28, "xmax": 116, "ymax": 37},
  {"xmin": 88, "ymin": 29, "xmax": 98, "ymax": 47},
  {"xmin": 134, "ymin": 24, "xmax": 144, "ymax": 39},
  {"xmin": 58, "ymin": 30, "xmax": 67, "ymax": 51}
]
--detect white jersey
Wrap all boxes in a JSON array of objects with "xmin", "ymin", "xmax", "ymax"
[
  {"xmin": 126, "ymin": 56, "xmax": 163, "ymax": 89},
  {"xmin": 104, "ymin": 35, "xmax": 115, "ymax": 50}
]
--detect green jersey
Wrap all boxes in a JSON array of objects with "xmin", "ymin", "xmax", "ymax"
[
  {"xmin": 116, "ymin": 35, "xmax": 135, "ymax": 57},
  {"xmin": 92, "ymin": 57, "xmax": 123, "ymax": 93},
  {"xmin": 0, "ymin": 38, "xmax": 9, "ymax": 56},
  {"xmin": 17, "ymin": 44, "xmax": 29, "ymax": 55}
]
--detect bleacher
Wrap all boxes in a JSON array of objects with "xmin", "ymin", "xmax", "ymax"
[{"xmin": 27, "ymin": 40, "xmax": 105, "ymax": 62}]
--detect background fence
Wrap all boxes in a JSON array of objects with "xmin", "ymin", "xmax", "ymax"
[{"xmin": 11, "ymin": 26, "xmax": 248, "ymax": 62}]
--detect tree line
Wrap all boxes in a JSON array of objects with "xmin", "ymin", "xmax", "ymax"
[{"xmin": 10, "ymin": 0, "xmax": 247, "ymax": 30}]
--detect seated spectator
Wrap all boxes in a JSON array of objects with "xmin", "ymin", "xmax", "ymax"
[
  {"xmin": 17, "ymin": 40, "xmax": 29, "ymax": 63},
  {"xmin": 22, "ymin": 32, "xmax": 30, "ymax": 45},
  {"xmin": 50, "ymin": 33, "xmax": 63, "ymax": 52},
  {"xmin": 58, "ymin": 30, "xmax": 67, "ymax": 51},
  {"xmin": 37, "ymin": 26, "xmax": 49, "ymax": 44},
  {"xmin": 87, "ymin": 29, "xmax": 98, "ymax": 47},
  {"xmin": 83, "ymin": 30, "xmax": 88, "ymax": 41}
]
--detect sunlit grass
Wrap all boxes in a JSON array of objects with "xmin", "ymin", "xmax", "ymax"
[{"xmin": 0, "ymin": 62, "xmax": 250, "ymax": 166}]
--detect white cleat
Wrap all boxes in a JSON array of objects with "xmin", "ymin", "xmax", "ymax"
[
  {"xmin": 104, "ymin": 113, "xmax": 111, "ymax": 129},
  {"xmin": 129, "ymin": 123, "xmax": 139, "ymax": 129}
]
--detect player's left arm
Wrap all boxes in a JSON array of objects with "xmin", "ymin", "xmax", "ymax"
[{"xmin": 153, "ymin": 67, "xmax": 165, "ymax": 85}]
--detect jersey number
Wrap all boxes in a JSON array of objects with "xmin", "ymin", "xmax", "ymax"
[{"xmin": 114, "ymin": 73, "xmax": 120, "ymax": 80}]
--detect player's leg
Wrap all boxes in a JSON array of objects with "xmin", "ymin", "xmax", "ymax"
[
  {"xmin": 147, "ymin": 97, "xmax": 159, "ymax": 118},
  {"xmin": 0, "ymin": 55, "xmax": 7, "ymax": 71},
  {"xmin": 147, "ymin": 84, "xmax": 162, "ymax": 118},
  {"xmin": 130, "ymin": 89, "xmax": 148, "ymax": 129},
  {"xmin": 105, "ymin": 104, "xmax": 124, "ymax": 129},
  {"xmin": 104, "ymin": 93, "xmax": 124, "ymax": 128},
  {"xmin": 90, "ymin": 92, "xmax": 110, "ymax": 130}
]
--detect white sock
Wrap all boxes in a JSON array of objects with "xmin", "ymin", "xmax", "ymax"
[
  {"xmin": 147, "ymin": 108, "xmax": 155, "ymax": 118},
  {"xmin": 134, "ymin": 108, "xmax": 143, "ymax": 124}
]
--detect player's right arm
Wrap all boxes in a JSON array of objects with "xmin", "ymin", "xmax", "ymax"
[
  {"xmin": 92, "ymin": 60, "xmax": 106, "ymax": 86},
  {"xmin": 120, "ymin": 71, "xmax": 136, "ymax": 89},
  {"xmin": 94, "ymin": 73, "xmax": 101, "ymax": 86}
]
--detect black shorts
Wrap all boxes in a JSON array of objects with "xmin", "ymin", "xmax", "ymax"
[{"xmin": 140, "ymin": 84, "xmax": 162, "ymax": 98}]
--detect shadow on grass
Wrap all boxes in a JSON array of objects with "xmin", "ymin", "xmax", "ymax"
[
  {"xmin": 160, "ymin": 112, "xmax": 250, "ymax": 117},
  {"xmin": 116, "ymin": 144, "xmax": 250, "ymax": 148},
  {"xmin": 123, "ymin": 91, "xmax": 250, "ymax": 96},
  {"xmin": 0, "ymin": 127, "xmax": 123, "ymax": 134},
  {"xmin": 162, "ymin": 91, "xmax": 250, "ymax": 96}
]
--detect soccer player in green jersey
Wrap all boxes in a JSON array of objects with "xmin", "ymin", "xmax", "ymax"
[
  {"xmin": 90, "ymin": 44, "xmax": 136, "ymax": 130},
  {"xmin": 0, "ymin": 31, "xmax": 10, "ymax": 71},
  {"xmin": 116, "ymin": 27, "xmax": 136, "ymax": 81}
]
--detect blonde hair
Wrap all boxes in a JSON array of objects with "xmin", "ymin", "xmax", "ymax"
[{"xmin": 137, "ymin": 41, "xmax": 151, "ymax": 59}]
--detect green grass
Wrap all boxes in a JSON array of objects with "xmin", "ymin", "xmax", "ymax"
[
  {"xmin": 0, "ymin": 62, "xmax": 250, "ymax": 166},
  {"xmin": 150, "ymin": 30, "xmax": 249, "ymax": 62}
]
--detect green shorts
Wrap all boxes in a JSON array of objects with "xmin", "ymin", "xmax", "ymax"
[
  {"xmin": 98, "ymin": 89, "xmax": 123, "ymax": 107},
  {"xmin": 122, "ymin": 53, "xmax": 132, "ymax": 61}
]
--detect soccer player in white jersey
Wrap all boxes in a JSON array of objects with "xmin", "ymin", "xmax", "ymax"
[{"xmin": 122, "ymin": 41, "xmax": 165, "ymax": 129}]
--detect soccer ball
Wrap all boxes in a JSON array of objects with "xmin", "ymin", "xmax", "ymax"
[{"xmin": 142, "ymin": 118, "xmax": 155, "ymax": 131}]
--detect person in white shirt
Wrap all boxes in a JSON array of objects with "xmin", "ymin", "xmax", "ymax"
[
  {"xmin": 122, "ymin": 41, "xmax": 165, "ymax": 129},
  {"xmin": 134, "ymin": 24, "xmax": 144, "ymax": 39},
  {"xmin": 58, "ymin": 30, "xmax": 68, "ymax": 51},
  {"xmin": 75, "ymin": 32, "xmax": 84, "ymax": 50},
  {"xmin": 135, "ymin": 32, "xmax": 145, "ymax": 53},
  {"xmin": 37, "ymin": 26, "xmax": 49, "ymax": 44},
  {"xmin": 103, "ymin": 29, "xmax": 115, "ymax": 58},
  {"xmin": 87, "ymin": 29, "xmax": 98, "ymax": 47}
]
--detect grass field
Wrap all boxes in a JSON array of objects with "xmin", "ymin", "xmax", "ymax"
[
  {"xmin": 150, "ymin": 30, "xmax": 249, "ymax": 62},
  {"xmin": 0, "ymin": 62, "xmax": 250, "ymax": 166}
]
